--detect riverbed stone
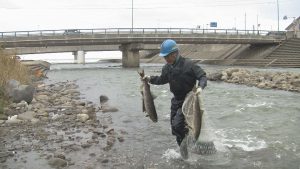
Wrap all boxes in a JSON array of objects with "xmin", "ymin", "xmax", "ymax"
[
  {"xmin": 17, "ymin": 111, "xmax": 35, "ymax": 121},
  {"xmin": 211, "ymin": 68, "xmax": 300, "ymax": 92},
  {"xmin": 35, "ymin": 94, "xmax": 48, "ymax": 101},
  {"xmin": 9, "ymin": 84, "xmax": 35, "ymax": 104},
  {"xmin": 0, "ymin": 114, "xmax": 8, "ymax": 120},
  {"xmin": 77, "ymin": 114, "xmax": 89, "ymax": 122},
  {"xmin": 48, "ymin": 158, "xmax": 68, "ymax": 168},
  {"xmin": 291, "ymin": 79, "xmax": 300, "ymax": 87}
]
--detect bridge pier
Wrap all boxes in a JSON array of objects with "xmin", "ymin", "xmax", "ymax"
[
  {"xmin": 120, "ymin": 43, "xmax": 144, "ymax": 67},
  {"xmin": 72, "ymin": 50, "xmax": 85, "ymax": 64}
]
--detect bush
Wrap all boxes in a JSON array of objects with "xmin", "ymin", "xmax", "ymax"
[
  {"xmin": 0, "ymin": 86, "xmax": 5, "ymax": 114},
  {"xmin": 0, "ymin": 48, "xmax": 31, "ymax": 108}
]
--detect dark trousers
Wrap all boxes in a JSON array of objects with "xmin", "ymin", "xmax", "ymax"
[{"xmin": 170, "ymin": 97, "xmax": 188, "ymax": 146}]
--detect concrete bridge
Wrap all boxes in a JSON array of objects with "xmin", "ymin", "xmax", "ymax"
[{"xmin": 0, "ymin": 28, "xmax": 286, "ymax": 67}]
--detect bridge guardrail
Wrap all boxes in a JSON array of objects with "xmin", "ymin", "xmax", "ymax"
[{"xmin": 0, "ymin": 28, "xmax": 287, "ymax": 39}]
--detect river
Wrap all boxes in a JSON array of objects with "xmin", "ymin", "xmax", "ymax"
[{"xmin": 44, "ymin": 62, "xmax": 300, "ymax": 169}]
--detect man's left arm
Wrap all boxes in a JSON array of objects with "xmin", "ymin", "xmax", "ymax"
[{"xmin": 192, "ymin": 64, "xmax": 207, "ymax": 89}]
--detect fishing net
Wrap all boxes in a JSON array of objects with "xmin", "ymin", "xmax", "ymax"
[{"xmin": 182, "ymin": 89, "xmax": 217, "ymax": 155}]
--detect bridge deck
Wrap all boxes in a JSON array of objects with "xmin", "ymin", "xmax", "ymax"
[{"xmin": 0, "ymin": 28, "xmax": 286, "ymax": 48}]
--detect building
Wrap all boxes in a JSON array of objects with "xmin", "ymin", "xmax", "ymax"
[{"xmin": 285, "ymin": 16, "xmax": 300, "ymax": 38}]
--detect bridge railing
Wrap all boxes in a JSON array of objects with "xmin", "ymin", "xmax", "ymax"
[{"xmin": 0, "ymin": 28, "xmax": 286, "ymax": 39}]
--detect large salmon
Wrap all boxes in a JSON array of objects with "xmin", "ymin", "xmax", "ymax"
[
  {"xmin": 193, "ymin": 90, "xmax": 203, "ymax": 140},
  {"xmin": 138, "ymin": 69, "xmax": 158, "ymax": 123},
  {"xmin": 182, "ymin": 86, "xmax": 217, "ymax": 155}
]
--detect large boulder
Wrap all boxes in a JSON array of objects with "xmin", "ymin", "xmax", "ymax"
[
  {"xmin": 5, "ymin": 79, "xmax": 20, "ymax": 97},
  {"xmin": 5, "ymin": 79, "xmax": 35, "ymax": 104},
  {"xmin": 99, "ymin": 95, "xmax": 118, "ymax": 113}
]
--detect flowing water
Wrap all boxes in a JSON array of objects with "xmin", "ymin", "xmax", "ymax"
[{"xmin": 45, "ymin": 63, "xmax": 300, "ymax": 169}]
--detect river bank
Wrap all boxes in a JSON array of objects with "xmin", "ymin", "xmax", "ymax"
[
  {"xmin": 0, "ymin": 80, "xmax": 127, "ymax": 169},
  {"xmin": 207, "ymin": 68, "xmax": 300, "ymax": 92}
]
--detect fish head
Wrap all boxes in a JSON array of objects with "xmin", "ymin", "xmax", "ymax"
[{"xmin": 137, "ymin": 69, "xmax": 145, "ymax": 78}]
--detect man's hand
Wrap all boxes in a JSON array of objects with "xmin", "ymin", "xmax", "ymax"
[
  {"xmin": 198, "ymin": 76, "xmax": 207, "ymax": 89},
  {"xmin": 141, "ymin": 75, "xmax": 150, "ymax": 82},
  {"xmin": 195, "ymin": 87, "xmax": 202, "ymax": 94}
]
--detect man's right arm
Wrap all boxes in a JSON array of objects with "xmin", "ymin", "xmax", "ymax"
[{"xmin": 149, "ymin": 66, "xmax": 169, "ymax": 85}]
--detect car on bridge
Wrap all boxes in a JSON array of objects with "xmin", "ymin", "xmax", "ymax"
[{"xmin": 63, "ymin": 29, "xmax": 80, "ymax": 35}]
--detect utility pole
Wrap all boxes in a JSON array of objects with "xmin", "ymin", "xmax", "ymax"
[
  {"xmin": 256, "ymin": 15, "xmax": 258, "ymax": 30},
  {"xmin": 245, "ymin": 13, "xmax": 247, "ymax": 31},
  {"xmin": 131, "ymin": 0, "xmax": 134, "ymax": 31},
  {"xmin": 277, "ymin": 0, "xmax": 279, "ymax": 31}
]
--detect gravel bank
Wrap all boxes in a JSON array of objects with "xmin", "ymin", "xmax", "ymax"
[{"xmin": 0, "ymin": 81, "xmax": 127, "ymax": 169}]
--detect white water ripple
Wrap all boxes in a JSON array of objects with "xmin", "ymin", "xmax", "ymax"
[{"xmin": 162, "ymin": 149, "xmax": 181, "ymax": 161}]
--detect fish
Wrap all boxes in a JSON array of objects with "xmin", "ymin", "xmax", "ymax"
[
  {"xmin": 182, "ymin": 86, "xmax": 217, "ymax": 155},
  {"xmin": 193, "ymin": 90, "xmax": 203, "ymax": 140},
  {"xmin": 138, "ymin": 69, "xmax": 158, "ymax": 123}
]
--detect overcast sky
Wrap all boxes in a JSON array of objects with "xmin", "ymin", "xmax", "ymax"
[{"xmin": 0, "ymin": 0, "xmax": 299, "ymax": 32}]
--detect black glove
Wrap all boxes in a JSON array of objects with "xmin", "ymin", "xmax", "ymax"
[{"xmin": 198, "ymin": 76, "xmax": 207, "ymax": 89}]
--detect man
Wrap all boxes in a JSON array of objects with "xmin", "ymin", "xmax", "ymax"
[{"xmin": 143, "ymin": 39, "xmax": 207, "ymax": 159}]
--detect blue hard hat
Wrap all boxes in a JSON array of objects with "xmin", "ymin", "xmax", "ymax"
[{"xmin": 159, "ymin": 39, "xmax": 178, "ymax": 57}]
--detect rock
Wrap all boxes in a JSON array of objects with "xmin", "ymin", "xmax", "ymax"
[
  {"xmin": 106, "ymin": 136, "xmax": 116, "ymax": 147},
  {"xmin": 224, "ymin": 68, "xmax": 240, "ymax": 77},
  {"xmin": 31, "ymin": 118, "xmax": 40, "ymax": 124},
  {"xmin": 16, "ymin": 101, "xmax": 28, "ymax": 108},
  {"xmin": 81, "ymin": 109, "xmax": 89, "ymax": 114},
  {"xmin": 54, "ymin": 153, "xmax": 66, "ymax": 160},
  {"xmin": 99, "ymin": 95, "xmax": 109, "ymax": 103},
  {"xmin": 36, "ymin": 111, "xmax": 49, "ymax": 118},
  {"xmin": 0, "ymin": 113, "xmax": 8, "ymax": 120},
  {"xmin": 48, "ymin": 158, "xmax": 68, "ymax": 168},
  {"xmin": 257, "ymin": 82, "xmax": 266, "ymax": 88},
  {"xmin": 7, "ymin": 81, "xmax": 35, "ymax": 104},
  {"xmin": 81, "ymin": 143, "xmax": 92, "ymax": 149},
  {"xmin": 89, "ymin": 153, "xmax": 96, "ymax": 157},
  {"xmin": 207, "ymin": 72, "xmax": 222, "ymax": 81},
  {"xmin": 5, "ymin": 80, "xmax": 20, "ymax": 97},
  {"xmin": 117, "ymin": 136, "xmax": 125, "ymax": 142},
  {"xmin": 77, "ymin": 114, "xmax": 89, "ymax": 122},
  {"xmin": 35, "ymin": 94, "xmax": 48, "ymax": 101},
  {"xmin": 105, "ymin": 128, "xmax": 115, "ymax": 135},
  {"xmin": 101, "ymin": 159, "xmax": 109, "ymax": 163},
  {"xmin": 291, "ymin": 79, "xmax": 300, "ymax": 87},
  {"xmin": 6, "ymin": 115, "xmax": 21, "ymax": 124},
  {"xmin": 17, "ymin": 111, "xmax": 35, "ymax": 121},
  {"xmin": 99, "ymin": 95, "xmax": 119, "ymax": 113}
]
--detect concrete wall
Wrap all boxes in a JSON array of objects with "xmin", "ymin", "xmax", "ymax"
[{"xmin": 141, "ymin": 43, "xmax": 277, "ymax": 64}]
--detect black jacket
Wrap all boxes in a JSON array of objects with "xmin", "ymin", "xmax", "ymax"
[{"xmin": 149, "ymin": 56, "xmax": 206, "ymax": 100}]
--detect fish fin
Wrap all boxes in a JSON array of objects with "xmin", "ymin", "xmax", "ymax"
[{"xmin": 142, "ymin": 98, "xmax": 146, "ymax": 113}]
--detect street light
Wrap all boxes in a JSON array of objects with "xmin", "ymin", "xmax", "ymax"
[{"xmin": 283, "ymin": 15, "xmax": 296, "ymax": 21}]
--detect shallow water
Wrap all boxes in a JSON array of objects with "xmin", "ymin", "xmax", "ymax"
[{"xmin": 45, "ymin": 63, "xmax": 300, "ymax": 169}]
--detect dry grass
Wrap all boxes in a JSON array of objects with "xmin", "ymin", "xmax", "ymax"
[
  {"xmin": 0, "ymin": 49, "xmax": 31, "ymax": 87},
  {"xmin": 0, "ymin": 48, "xmax": 31, "ymax": 112}
]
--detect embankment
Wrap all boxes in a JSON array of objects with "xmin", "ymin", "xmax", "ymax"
[{"xmin": 207, "ymin": 68, "xmax": 300, "ymax": 92}]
